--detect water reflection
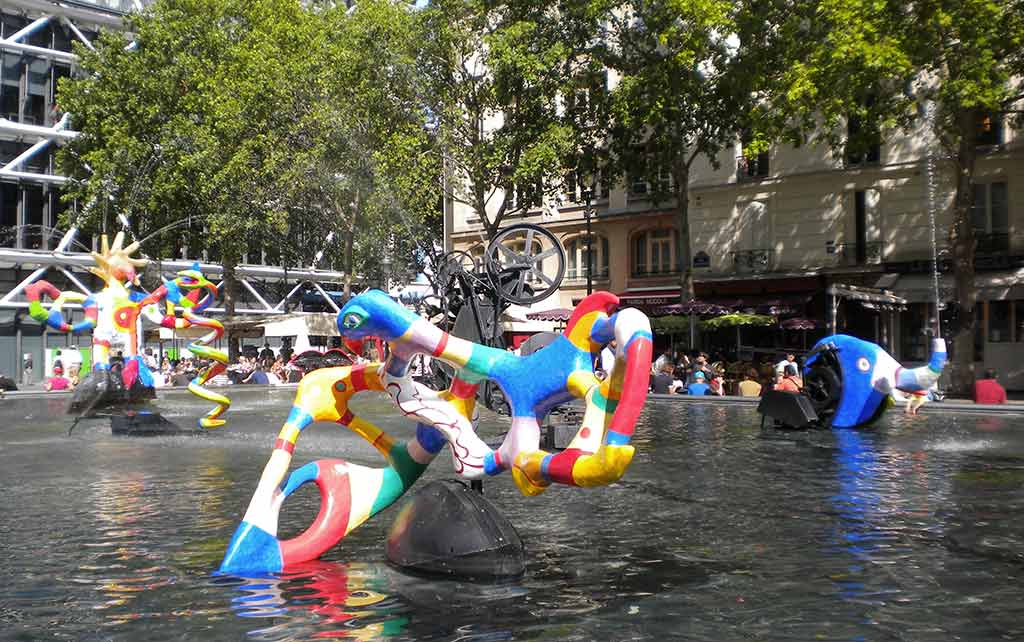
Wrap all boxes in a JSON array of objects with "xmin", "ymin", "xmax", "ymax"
[{"xmin": 220, "ymin": 561, "xmax": 527, "ymax": 641}]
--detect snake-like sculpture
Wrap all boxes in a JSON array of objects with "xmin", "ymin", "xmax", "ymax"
[
  {"xmin": 137, "ymin": 264, "xmax": 230, "ymax": 428},
  {"xmin": 24, "ymin": 233, "xmax": 231, "ymax": 427},
  {"xmin": 220, "ymin": 290, "xmax": 652, "ymax": 574}
]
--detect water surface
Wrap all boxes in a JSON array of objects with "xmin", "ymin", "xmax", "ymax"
[{"xmin": 1, "ymin": 389, "xmax": 1023, "ymax": 641}]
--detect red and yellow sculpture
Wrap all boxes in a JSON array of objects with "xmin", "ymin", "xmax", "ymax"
[{"xmin": 25, "ymin": 232, "xmax": 230, "ymax": 426}]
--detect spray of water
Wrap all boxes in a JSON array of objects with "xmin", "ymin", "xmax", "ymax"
[{"xmin": 924, "ymin": 100, "xmax": 942, "ymax": 337}]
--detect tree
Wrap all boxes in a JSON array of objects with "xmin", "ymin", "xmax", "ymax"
[
  {"xmin": 58, "ymin": 0, "xmax": 439, "ymax": 350},
  {"xmin": 761, "ymin": 0, "xmax": 1024, "ymax": 392},
  {"xmin": 415, "ymin": 0, "xmax": 600, "ymax": 240},
  {"xmin": 58, "ymin": 0, "xmax": 326, "ymax": 350},
  {"xmin": 601, "ymin": 0, "xmax": 772, "ymax": 301}
]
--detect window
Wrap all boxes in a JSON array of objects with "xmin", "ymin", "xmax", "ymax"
[
  {"xmin": 989, "ymin": 301, "xmax": 1011, "ymax": 343},
  {"xmin": 632, "ymin": 229, "xmax": 676, "ymax": 276},
  {"xmin": 845, "ymin": 112, "xmax": 881, "ymax": 166},
  {"xmin": 738, "ymin": 130, "xmax": 769, "ymax": 180},
  {"xmin": 975, "ymin": 112, "xmax": 1004, "ymax": 147},
  {"xmin": 630, "ymin": 174, "xmax": 648, "ymax": 195},
  {"xmin": 971, "ymin": 181, "xmax": 1008, "ymax": 252},
  {"xmin": 565, "ymin": 235, "xmax": 609, "ymax": 280}
]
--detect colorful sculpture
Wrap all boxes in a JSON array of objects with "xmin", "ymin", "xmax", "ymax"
[
  {"xmin": 220, "ymin": 290, "xmax": 653, "ymax": 574},
  {"xmin": 24, "ymin": 232, "xmax": 230, "ymax": 426},
  {"xmin": 804, "ymin": 334, "xmax": 946, "ymax": 428}
]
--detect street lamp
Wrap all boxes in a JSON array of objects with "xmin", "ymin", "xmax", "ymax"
[{"xmin": 580, "ymin": 182, "xmax": 595, "ymax": 295}]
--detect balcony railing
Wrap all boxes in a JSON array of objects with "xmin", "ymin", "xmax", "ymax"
[
  {"xmin": 565, "ymin": 267, "xmax": 610, "ymax": 282},
  {"xmin": 631, "ymin": 267, "xmax": 682, "ymax": 279},
  {"xmin": 731, "ymin": 249, "xmax": 775, "ymax": 273},
  {"xmin": 736, "ymin": 155, "xmax": 769, "ymax": 182},
  {"xmin": 835, "ymin": 241, "xmax": 884, "ymax": 266}
]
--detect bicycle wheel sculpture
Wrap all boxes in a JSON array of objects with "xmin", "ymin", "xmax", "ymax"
[{"xmin": 220, "ymin": 289, "xmax": 653, "ymax": 574}]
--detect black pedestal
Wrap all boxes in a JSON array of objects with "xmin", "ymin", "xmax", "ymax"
[{"xmin": 386, "ymin": 480, "xmax": 525, "ymax": 579}]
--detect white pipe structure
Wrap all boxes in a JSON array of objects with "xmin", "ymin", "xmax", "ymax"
[
  {"xmin": 3, "ymin": 0, "xmax": 126, "ymax": 29},
  {"xmin": 0, "ymin": 116, "xmax": 79, "ymax": 142}
]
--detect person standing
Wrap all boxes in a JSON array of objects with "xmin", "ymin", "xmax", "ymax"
[
  {"xmin": 650, "ymin": 361, "xmax": 675, "ymax": 394},
  {"xmin": 775, "ymin": 353, "xmax": 797, "ymax": 376},
  {"xmin": 973, "ymin": 369, "xmax": 1007, "ymax": 404},
  {"xmin": 64, "ymin": 345, "xmax": 83, "ymax": 378},
  {"xmin": 600, "ymin": 340, "xmax": 617, "ymax": 377}
]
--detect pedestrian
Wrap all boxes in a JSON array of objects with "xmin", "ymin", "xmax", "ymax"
[
  {"xmin": 45, "ymin": 365, "xmax": 70, "ymax": 391},
  {"xmin": 973, "ymin": 368, "xmax": 1007, "ymax": 404},
  {"xmin": 738, "ymin": 368, "xmax": 762, "ymax": 397},
  {"xmin": 686, "ymin": 371, "xmax": 711, "ymax": 395}
]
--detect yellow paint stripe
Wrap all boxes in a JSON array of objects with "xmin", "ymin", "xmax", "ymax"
[
  {"xmin": 279, "ymin": 424, "xmax": 301, "ymax": 444},
  {"xmin": 345, "ymin": 467, "xmax": 385, "ymax": 534}
]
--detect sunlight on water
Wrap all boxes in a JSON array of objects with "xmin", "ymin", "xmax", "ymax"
[{"xmin": 0, "ymin": 389, "xmax": 1022, "ymax": 640}]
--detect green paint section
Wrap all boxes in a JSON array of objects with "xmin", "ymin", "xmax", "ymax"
[
  {"xmin": 592, "ymin": 390, "xmax": 618, "ymax": 414},
  {"xmin": 456, "ymin": 367, "xmax": 488, "ymax": 385},
  {"xmin": 369, "ymin": 444, "xmax": 429, "ymax": 515},
  {"xmin": 464, "ymin": 343, "xmax": 502, "ymax": 378},
  {"xmin": 28, "ymin": 301, "xmax": 48, "ymax": 324}
]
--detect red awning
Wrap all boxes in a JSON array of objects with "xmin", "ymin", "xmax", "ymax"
[
  {"xmin": 653, "ymin": 300, "xmax": 733, "ymax": 316},
  {"xmin": 525, "ymin": 307, "xmax": 573, "ymax": 322},
  {"xmin": 780, "ymin": 317, "xmax": 822, "ymax": 330}
]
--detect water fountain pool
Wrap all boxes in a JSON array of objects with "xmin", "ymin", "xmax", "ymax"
[{"xmin": 2, "ymin": 388, "xmax": 1023, "ymax": 640}]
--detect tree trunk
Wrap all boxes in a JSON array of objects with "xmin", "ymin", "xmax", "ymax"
[
  {"xmin": 342, "ymin": 192, "xmax": 360, "ymax": 300},
  {"xmin": 674, "ymin": 163, "xmax": 695, "ymax": 302},
  {"xmin": 222, "ymin": 253, "xmax": 241, "ymax": 362},
  {"xmin": 949, "ymin": 108, "xmax": 978, "ymax": 395}
]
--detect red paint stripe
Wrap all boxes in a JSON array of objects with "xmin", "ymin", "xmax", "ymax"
[
  {"xmin": 607, "ymin": 338, "xmax": 653, "ymax": 438},
  {"xmin": 350, "ymin": 364, "xmax": 367, "ymax": 391},
  {"xmin": 545, "ymin": 448, "xmax": 584, "ymax": 486},
  {"xmin": 281, "ymin": 459, "xmax": 353, "ymax": 566},
  {"xmin": 338, "ymin": 409, "xmax": 354, "ymax": 426},
  {"xmin": 372, "ymin": 432, "xmax": 388, "ymax": 450},
  {"xmin": 95, "ymin": 339, "xmax": 111, "ymax": 347},
  {"xmin": 492, "ymin": 450, "xmax": 502, "ymax": 470},
  {"xmin": 449, "ymin": 377, "xmax": 478, "ymax": 399},
  {"xmin": 275, "ymin": 438, "xmax": 295, "ymax": 454},
  {"xmin": 432, "ymin": 332, "xmax": 449, "ymax": 357}
]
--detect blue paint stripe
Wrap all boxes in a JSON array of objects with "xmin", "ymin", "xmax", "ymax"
[
  {"xmin": 540, "ymin": 454, "xmax": 554, "ymax": 481},
  {"xmin": 624, "ymin": 331, "xmax": 653, "ymax": 350},
  {"xmin": 285, "ymin": 406, "xmax": 314, "ymax": 430},
  {"xmin": 484, "ymin": 452, "xmax": 502, "ymax": 476},
  {"xmin": 415, "ymin": 423, "xmax": 446, "ymax": 454},
  {"xmin": 605, "ymin": 430, "xmax": 631, "ymax": 446},
  {"xmin": 589, "ymin": 314, "xmax": 617, "ymax": 344}
]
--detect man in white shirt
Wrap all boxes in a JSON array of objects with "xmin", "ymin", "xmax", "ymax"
[
  {"xmin": 64, "ymin": 345, "xmax": 83, "ymax": 376},
  {"xmin": 600, "ymin": 340, "xmax": 617, "ymax": 377},
  {"xmin": 775, "ymin": 353, "xmax": 797, "ymax": 375}
]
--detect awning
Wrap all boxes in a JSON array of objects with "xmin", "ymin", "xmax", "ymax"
[
  {"xmin": 780, "ymin": 317, "xmax": 822, "ymax": 330},
  {"xmin": 616, "ymin": 288, "xmax": 681, "ymax": 307},
  {"xmin": 828, "ymin": 284, "xmax": 907, "ymax": 310},
  {"xmin": 525, "ymin": 308, "xmax": 572, "ymax": 322},
  {"xmin": 889, "ymin": 271, "xmax": 1024, "ymax": 303},
  {"xmin": 262, "ymin": 313, "xmax": 340, "ymax": 337}
]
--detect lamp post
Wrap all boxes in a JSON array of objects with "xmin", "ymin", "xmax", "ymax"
[{"xmin": 581, "ymin": 185, "xmax": 594, "ymax": 295}]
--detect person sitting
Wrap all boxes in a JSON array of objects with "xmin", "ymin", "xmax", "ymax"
[
  {"xmin": 650, "ymin": 362, "xmax": 675, "ymax": 394},
  {"xmin": 708, "ymin": 371, "xmax": 726, "ymax": 396},
  {"xmin": 244, "ymin": 362, "xmax": 270, "ymax": 385},
  {"xmin": 774, "ymin": 364, "xmax": 801, "ymax": 393},
  {"xmin": 45, "ymin": 365, "xmax": 70, "ymax": 391},
  {"xmin": 973, "ymin": 368, "xmax": 1007, "ymax": 404},
  {"xmin": 738, "ymin": 368, "xmax": 762, "ymax": 397},
  {"xmin": 686, "ymin": 371, "xmax": 711, "ymax": 395}
]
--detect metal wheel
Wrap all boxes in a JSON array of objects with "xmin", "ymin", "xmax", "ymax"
[{"xmin": 484, "ymin": 223, "xmax": 565, "ymax": 305}]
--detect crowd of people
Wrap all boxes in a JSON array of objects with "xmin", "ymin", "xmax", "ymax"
[
  {"xmin": 647, "ymin": 348, "xmax": 804, "ymax": 397},
  {"xmin": 644, "ymin": 344, "xmax": 1011, "ymax": 408},
  {"xmin": 32, "ymin": 336, "xmax": 1014, "ymax": 407}
]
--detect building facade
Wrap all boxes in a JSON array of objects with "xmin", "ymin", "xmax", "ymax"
[{"xmin": 448, "ymin": 107, "xmax": 1024, "ymax": 388}]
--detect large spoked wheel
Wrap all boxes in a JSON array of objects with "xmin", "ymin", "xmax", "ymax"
[
  {"xmin": 485, "ymin": 223, "xmax": 565, "ymax": 305},
  {"xmin": 804, "ymin": 365, "xmax": 842, "ymax": 418}
]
